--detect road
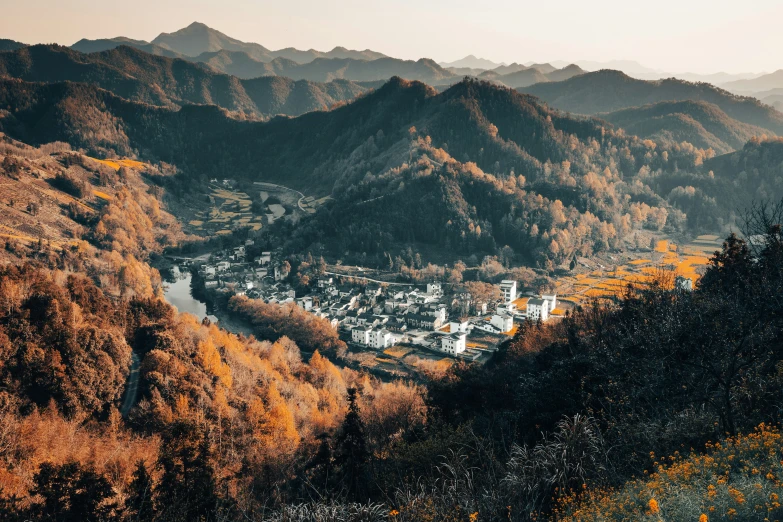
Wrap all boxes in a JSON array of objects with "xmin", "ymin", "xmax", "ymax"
[
  {"xmin": 120, "ymin": 351, "xmax": 141, "ymax": 417},
  {"xmin": 323, "ymin": 270, "xmax": 418, "ymax": 287},
  {"xmin": 253, "ymin": 181, "xmax": 307, "ymax": 211}
]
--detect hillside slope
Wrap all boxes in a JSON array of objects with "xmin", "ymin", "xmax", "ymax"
[
  {"xmin": 522, "ymin": 70, "xmax": 783, "ymax": 134},
  {"xmin": 602, "ymin": 100, "xmax": 772, "ymax": 154},
  {"xmin": 0, "ymin": 44, "xmax": 370, "ymax": 118}
]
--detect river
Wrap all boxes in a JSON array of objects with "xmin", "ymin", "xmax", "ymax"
[{"xmin": 163, "ymin": 266, "xmax": 218, "ymax": 323}]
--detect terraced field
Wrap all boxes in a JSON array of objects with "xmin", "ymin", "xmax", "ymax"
[
  {"xmin": 555, "ymin": 235, "xmax": 721, "ymax": 308},
  {"xmin": 187, "ymin": 186, "xmax": 264, "ymax": 235}
]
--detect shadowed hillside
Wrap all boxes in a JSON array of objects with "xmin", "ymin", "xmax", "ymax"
[
  {"xmin": 0, "ymin": 44, "xmax": 370, "ymax": 118},
  {"xmin": 602, "ymin": 100, "xmax": 772, "ymax": 154},
  {"xmin": 522, "ymin": 70, "xmax": 783, "ymax": 134}
]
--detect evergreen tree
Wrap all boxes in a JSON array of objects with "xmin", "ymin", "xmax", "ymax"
[
  {"xmin": 156, "ymin": 421, "xmax": 219, "ymax": 522},
  {"xmin": 27, "ymin": 461, "xmax": 117, "ymax": 521},
  {"xmin": 335, "ymin": 388, "xmax": 369, "ymax": 500},
  {"xmin": 126, "ymin": 460, "xmax": 155, "ymax": 522}
]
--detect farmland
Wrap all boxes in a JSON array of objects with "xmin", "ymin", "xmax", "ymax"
[{"xmin": 553, "ymin": 235, "xmax": 721, "ymax": 310}]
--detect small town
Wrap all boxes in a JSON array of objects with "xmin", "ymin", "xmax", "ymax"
[{"xmin": 187, "ymin": 241, "xmax": 564, "ymax": 364}]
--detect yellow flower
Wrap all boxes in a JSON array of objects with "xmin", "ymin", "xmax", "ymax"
[
  {"xmin": 469, "ymin": 513, "xmax": 479, "ymax": 522},
  {"xmin": 648, "ymin": 498, "xmax": 660, "ymax": 515},
  {"xmin": 389, "ymin": 509, "xmax": 399, "ymax": 516},
  {"xmin": 699, "ymin": 515, "xmax": 708, "ymax": 522}
]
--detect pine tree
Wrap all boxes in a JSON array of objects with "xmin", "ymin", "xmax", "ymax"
[
  {"xmin": 126, "ymin": 460, "xmax": 154, "ymax": 522},
  {"xmin": 335, "ymin": 388, "xmax": 369, "ymax": 500}
]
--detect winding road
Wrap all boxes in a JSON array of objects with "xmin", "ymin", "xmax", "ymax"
[{"xmin": 120, "ymin": 351, "xmax": 141, "ymax": 417}]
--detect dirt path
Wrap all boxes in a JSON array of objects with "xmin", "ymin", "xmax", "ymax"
[{"xmin": 120, "ymin": 351, "xmax": 141, "ymax": 417}]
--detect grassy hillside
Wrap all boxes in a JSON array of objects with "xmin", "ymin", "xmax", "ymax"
[{"xmin": 522, "ymin": 70, "xmax": 783, "ymax": 134}]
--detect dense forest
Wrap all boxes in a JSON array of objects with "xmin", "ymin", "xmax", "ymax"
[
  {"xmin": 0, "ymin": 74, "xmax": 751, "ymax": 267},
  {"xmin": 0, "ymin": 44, "xmax": 370, "ymax": 118},
  {"xmin": 2, "ymin": 132, "xmax": 783, "ymax": 520}
]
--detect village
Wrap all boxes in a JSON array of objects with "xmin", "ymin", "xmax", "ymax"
[{"xmin": 186, "ymin": 242, "xmax": 571, "ymax": 367}]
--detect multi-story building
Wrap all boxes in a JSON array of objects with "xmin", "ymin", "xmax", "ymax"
[
  {"xmin": 352, "ymin": 326, "xmax": 371, "ymax": 345},
  {"xmin": 500, "ymin": 280, "xmax": 517, "ymax": 303},
  {"xmin": 527, "ymin": 298, "xmax": 549, "ymax": 322},
  {"xmin": 441, "ymin": 332, "xmax": 467, "ymax": 355}
]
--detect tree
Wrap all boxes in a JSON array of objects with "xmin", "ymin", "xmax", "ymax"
[
  {"xmin": 27, "ymin": 461, "xmax": 117, "ymax": 521},
  {"xmin": 125, "ymin": 460, "xmax": 155, "ymax": 522},
  {"xmin": 335, "ymin": 388, "xmax": 369, "ymax": 500},
  {"xmin": 156, "ymin": 421, "xmax": 220, "ymax": 522}
]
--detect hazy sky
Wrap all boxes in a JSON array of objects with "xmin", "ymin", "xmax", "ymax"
[{"xmin": 1, "ymin": 0, "xmax": 781, "ymax": 73}]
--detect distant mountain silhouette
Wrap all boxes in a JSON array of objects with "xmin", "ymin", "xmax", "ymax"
[
  {"xmin": 0, "ymin": 44, "xmax": 369, "ymax": 118},
  {"xmin": 71, "ymin": 37, "xmax": 184, "ymax": 58},
  {"xmin": 0, "ymin": 39, "xmax": 26, "ymax": 52},
  {"xmin": 602, "ymin": 100, "xmax": 772, "ymax": 154},
  {"xmin": 723, "ymin": 70, "xmax": 783, "ymax": 94},
  {"xmin": 494, "ymin": 68, "xmax": 550, "ymax": 88},
  {"xmin": 151, "ymin": 21, "xmax": 274, "ymax": 61},
  {"xmin": 491, "ymin": 63, "xmax": 530, "ymax": 75},
  {"xmin": 146, "ymin": 21, "xmax": 387, "ymax": 64},
  {"xmin": 439, "ymin": 55, "xmax": 504, "ymax": 70},
  {"xmin": 546, "ymin": 64, "xmax": 585, "ymax": 82},
  {"xmin": 266, "ymin": 56, "xmax": 457, "ymax": 84},
  {"xmin": 270, "ymin": 45, "xmax": 386, "ymax": 64},
  {"xmin": 521, "ymin": 70, "xmax": 783, "ymax": 134}
]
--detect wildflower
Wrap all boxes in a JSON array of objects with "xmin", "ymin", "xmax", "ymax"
[
  {"xmin": 389, "ymin": 509, "xmax": 399, "ymax": 516},
  {"xmin": 648, "ymin": 498, "xmax": 660, "ymax": 515},
  {"xmin": 699, "ymin": 515, "xmax": 708, "ymax": 522},
  {"xmin": 469, "ymin": 513, "xmax": 479, "ymax": 522},
  {"xmin": 727, "ymin": 508, "xmax": 737, "ymax": 518}
]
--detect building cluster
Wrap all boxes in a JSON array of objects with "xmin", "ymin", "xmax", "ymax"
[
  {"xmin": 198, "ymin": 241, "xmax": 295, "ymax": 303},
  {"xmin": 197, "ymin": 249, "xmax": 558, "ymax": 361}
]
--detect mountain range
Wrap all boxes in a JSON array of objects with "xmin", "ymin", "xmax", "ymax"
[
  {"xmin": 0, "ymin": 44, "xmax": 371, "ymax": 118},
  {"xmin": 601, "ymin": 100, "xmax": 772, "ymax": 154},
  {"xmin": 521, "ymin": 70, "xmax": 783, "ymax": 135},
  {"xmin": 722, "ymin": 69, "xmax": 783, "ymax": 94},
  {"xmin": 74, "ymin": 22, "xmax": 387, "ymax": 65}
]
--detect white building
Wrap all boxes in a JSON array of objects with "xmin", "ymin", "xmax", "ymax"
[
  {"xmin": 449, "ymin": 320, "xmax": 470, "ymax": 334},
  {"xmin": 368, "ymin": 328, "xmax": 394, "ymax": 349},
  {"xmin": 258, "ymin": 252, "xmax": 272, "ymax": 266},
  {"xmin": 491, "ymin": 313, "xmax": 514, "ymax": 333},
  {"xmin": 527, "ymin": 298, "xmax": 550, "ymax": 322},
  {"xmin": 500, "ymin": 280, "xmax": 517, "ymax": 303},
  {"xmin": 427, "ymin": 283, "xmax": 443, "ymax": 295},
  {"xmin": 675, "ymin": 276, "xmax": 693, "ymax": 291},
  {"xmin": 352, "ymin": 326, "xmax": 371, "ymax": 345},
  {"xmin": 204, "ymin": 265, "xmax": 216, "ymax": 276},
  {"xmin": 441, "ymin": 332, "xmax": 467, "ymax": 355},
  {"xmin": 542, "ymin": 294, "xmax": 557, "ymax": 312}
]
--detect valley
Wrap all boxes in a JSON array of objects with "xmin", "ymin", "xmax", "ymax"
[{"xmin": 2, "ymin": 11, "xmax": 783, "ymax": 522}]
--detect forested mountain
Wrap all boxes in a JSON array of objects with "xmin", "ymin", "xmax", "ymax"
[
  {"xmin": 192, "ymin": 49, "xmax": 289, "ymax": 78},
  {"xmin": 545, "ymin": 63, "xmax": 585, "ymax": 82},
  {"xmin": 0, "ymin": 75, "xmax": 732, "ymax": 267},
  {"xmin": 2, "ymin": 128, "xmax": 783, "ymax": 521},
  {"xmin": 474, "ymin": 64, "xmax": 584, "ymax": 88},
  {"xmin": 522, "ymin": 70, "xmax": 783, "ymax": 134},
  {"xmin": 0, "ymin": 44, "xmax": 370, "ymax": 118},
  {"xmin": 602, "ymin": 100, "xmax": 771, "ymax": 154},
  {"xmin": 70, "ymin": 37, "xmax": 184, "ymax": 58},
  {"xmin": 149, "ymin": 21, "xmax": 387, "ymax": 64},
  {"xmin": 490, "ymin": 62, "xmax": 530, "ymax": 75},
  {"xmin": 0, "ymin": 38, "xmax": 26, "ymax": 51},
  {"xmin": 265, "ymin": 56, "xmax": 457, "ymax": 84},
  {"xmin": 494, "ymin": 68, "xmax": 550, "ymax": 88},
  {"xmin": 151, "ymin": 21, "xmax": 274, "ymax": 60}
]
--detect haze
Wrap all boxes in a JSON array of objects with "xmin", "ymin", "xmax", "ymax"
[{"xmin": 1, "ymin": 0, "xmax": 781, "ymax": 74}]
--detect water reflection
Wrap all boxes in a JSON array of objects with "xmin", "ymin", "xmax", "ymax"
[{"xmin": 163, "ymin": 266, "xmax": 218, "ymax": 323}]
